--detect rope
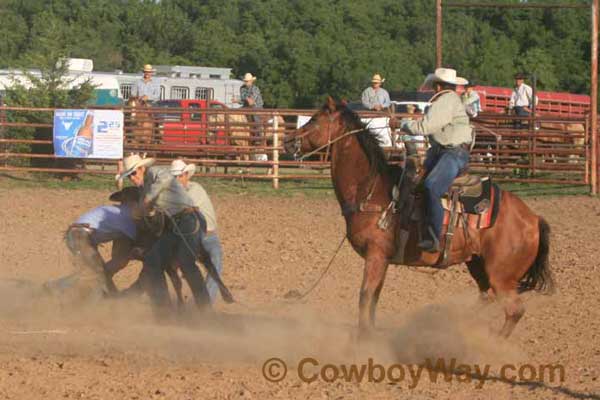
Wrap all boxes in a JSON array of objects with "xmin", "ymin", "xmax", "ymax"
[
  {"xmin": 284, "ymin": 235, "xmax": 346, "ymax": 301},
  {"xmin": 154, "ymin": 207, "xmax": 346, "ymax": 307}
]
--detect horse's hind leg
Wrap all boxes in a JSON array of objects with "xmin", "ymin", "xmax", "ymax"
[
  {"xmin": 358, "ymin": 250, "xmax": 389, "ymax": 338},
  {"xmin": 495, "ymin": 287, "xmax": 524, "ymax": 338}
]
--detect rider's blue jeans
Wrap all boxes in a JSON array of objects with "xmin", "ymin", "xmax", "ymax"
[
  {"xmin": 423, "ymin": 145, "xmax": 470, "ymax": 240},
  {"xmin": 201, "ymin": 233, "xmax": 223, "ymax": 303}
]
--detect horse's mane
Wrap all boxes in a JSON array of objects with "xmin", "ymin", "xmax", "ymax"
[{"xmin": 325, "ymin": 102, "xmax": 392, "ymax": 177}]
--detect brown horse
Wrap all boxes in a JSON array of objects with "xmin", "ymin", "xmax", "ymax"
[
  {"xmin": 126, "ymin": 97, "xmax": 155, "ymax": 144},
  {"xmin": 284, "ymin": 97, "xmax": 552, "ymax": 339}
]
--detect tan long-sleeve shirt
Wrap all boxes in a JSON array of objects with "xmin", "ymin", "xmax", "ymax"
[{"xmin": 402, "ymin": 91, "xmax": 473, "ymax": 147}]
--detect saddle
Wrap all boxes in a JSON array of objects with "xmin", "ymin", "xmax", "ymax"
[{"xmin": 388, "ymin": 167, "xmax": 501, "ymax": 267}]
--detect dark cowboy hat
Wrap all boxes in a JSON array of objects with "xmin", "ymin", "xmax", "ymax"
[
  {"xmin": 109, "ymin": 186, "xmax": 140, "ymax": 203},
  {"xmin": 514, "ymin": 72, "xmax": 527, "ymax": 79}
]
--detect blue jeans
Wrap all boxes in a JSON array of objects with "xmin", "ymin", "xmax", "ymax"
[
  {"xmin": 143, "ymin": 212, "xmax": 210, "ymax": 314},
  {"xmin": 423, "ymin": 146, "xmax": 470, "ymax": 240},
  {"xmin": 201, "ymin": 233, "xmax": 223, "ymax": 303},
  {"xmin": 513, "ymin": 106, "xmax": 530, "ymax": 129}
]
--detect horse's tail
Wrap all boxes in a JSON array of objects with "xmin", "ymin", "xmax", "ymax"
[{"xmin": 518, "ymin": 217, "xmax": 554, "ymax": 293}]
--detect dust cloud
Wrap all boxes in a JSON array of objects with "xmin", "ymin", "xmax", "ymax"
[{"xmin": 0, "ymin": 279, "xmax": 524, "ymax": 371}]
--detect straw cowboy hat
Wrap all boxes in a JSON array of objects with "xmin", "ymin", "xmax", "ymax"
[
  {"xmin": 243, "ymin": 73, "xmax": 257, "ymax": 82},
  {"xmin": 142, "ymin": 64, "xmax": 155, "ymax": 73},
  {"xmin": 170, "ymin": 159, "xmax": 196, "ymax": 177},
  {"xmin": 115, "ymin": 153, "xmax": 155, "ymax": 181},
  {"xmin": 371, "ymin": 74, "xmax": 385, "ymax": 83},
  {"xmin": 109, "ymin": 186, "xmax": 140, "ymax": 203},
  {"xmin": 423, "ymin": 67, "xmax": 468, "ymax": 87}
]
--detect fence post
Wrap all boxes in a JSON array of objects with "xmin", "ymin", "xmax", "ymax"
[{"xmin": 272, "ymin": 115, "xmax": 279, "ymax": 189}]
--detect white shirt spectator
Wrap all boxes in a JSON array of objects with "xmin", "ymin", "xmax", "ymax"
[{"xmin": 509, "ymin": 83, "xmax": 538, "ymax": 109}]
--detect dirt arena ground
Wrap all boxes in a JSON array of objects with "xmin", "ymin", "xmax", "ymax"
[{"xmin": 0, "ymin": 184, "xmax": 599, "ymax": 399}]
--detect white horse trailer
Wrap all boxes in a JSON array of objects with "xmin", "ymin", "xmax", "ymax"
[{"xmin": 106, "ymin": 65, "xmax": 244, "ymax": 107}]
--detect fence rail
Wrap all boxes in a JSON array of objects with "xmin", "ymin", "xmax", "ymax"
[{"xmin": 0, "ymin": 105, "xmax": 594, "ymax": 191}]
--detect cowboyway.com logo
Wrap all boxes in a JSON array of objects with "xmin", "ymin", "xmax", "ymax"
[{"xmin": 261, "ymin": 357, "xmax": 566, "ymax": 388}]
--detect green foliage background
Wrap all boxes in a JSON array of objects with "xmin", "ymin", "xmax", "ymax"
[{"xmin": 0, "ymin": 0, "xmax": 592, "ymax": 108}]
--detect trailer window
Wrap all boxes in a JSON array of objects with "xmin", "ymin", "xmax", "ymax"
[
  {"xmin": 171, "ymin": 86, "xmax": 189, "ymax": 100},
  {"xmin": 194, "ymin": 87, "xmax": 214, "ymax": 101},
  {"xmin": 120, "ymin": 84, "xmax": 133, "ymax": 100}
]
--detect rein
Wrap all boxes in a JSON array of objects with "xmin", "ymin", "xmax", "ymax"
[{"xmin": 297, "ymin": 127, "xmax": 366, "ymax": 161}]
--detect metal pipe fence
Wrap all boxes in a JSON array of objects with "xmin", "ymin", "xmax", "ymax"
[{"xmin": 0, "ymin": 105, "xmax": 593, "ymax": 191}]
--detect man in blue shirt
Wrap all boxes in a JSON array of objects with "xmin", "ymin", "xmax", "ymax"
[
  {"xmin": 45, "ymin": 187, "xmax": 141, "ymax": 300},
  {"xmin": 131, "ymin": 64, "xmax": 161, "ymax": 103},
  {"xmin": 233, "ymin": 73, "xmax": 264, "ymax": 139},
  {"xmin": 361, "ymin": 74, "xmax": 391, "ymax": 111}
]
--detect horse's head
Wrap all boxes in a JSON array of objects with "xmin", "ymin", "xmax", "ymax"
[
  {"xmin": 284, "ymin": 97, "xmax": 352, "ymax": 158},
  {"xmin": 127, "ymin": 96, "xmax": 148, "ymax": 108}
]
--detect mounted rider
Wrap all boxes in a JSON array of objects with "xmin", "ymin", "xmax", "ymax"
[{"xmin": 400, "ymin": 68, "xmax": 473, "ymax": 253}]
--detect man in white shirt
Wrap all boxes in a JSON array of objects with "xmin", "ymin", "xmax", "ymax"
[
  {"xmin": 170, "ymin": 159, "xmax": 224, "ymax": 304},
  {"xmin": 508, "ymin": 73, "xmax": 537, "ymax": 128}
]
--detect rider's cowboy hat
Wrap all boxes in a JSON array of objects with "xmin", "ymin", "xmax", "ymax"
[
  {"xmin": 109, "ymin": 186, "xmax": 140, "ymax": 203},
  {"xmin": 243, "ymin": 73, "xmax": 257, "ymax": 82},
  {"xmin": 170, "ymin": 159, "xmax": 196, "ymax": 178},
  {"xmin": 371, "ymin": 74, "xmax": 385, "ymax": 83},
  {"xmin": 142, "ymin": 64, "xmax": 155, "ymax": 73},
  {"xmin": 423, "ymin": 67, "xmax": 468, "ymax": 87},
  {"xmin": 115, "ymin": 153, "xmax": 155, "ymax": 181}
]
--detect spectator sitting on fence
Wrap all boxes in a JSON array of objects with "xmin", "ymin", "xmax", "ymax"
[
  {"xmin": 361, "ymin": 74, "xmax": 391, "ymax": 111},
  {"xmin": 131, "ymin": 64, "xmax": 161, "ymax": 103},
  {"xmin": 233, "ymin": 72, "xmax": 266, "ymax": 161},
  {"xmin": 508, "ymin": 72, "xmax": 538, "ymax": 129},
  {"xmin": 170, "ymin": 159, "xmax": 224, "ymax": 304},
  {"xmin": 461, "ymin": 82, "xmax": 482, "ymax": 118}
]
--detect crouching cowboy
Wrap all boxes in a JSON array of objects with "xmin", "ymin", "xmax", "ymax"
[
  {"xmin": 46, "ymin": 187, "xmax": 141, "ymax": 301},
  {"xmin": 400, "ymin": 68, "xmax": 473, "ymax": 253},
  {"xmin": 117, "ymin": 154, "xmax": 211, "ymax": 317}
]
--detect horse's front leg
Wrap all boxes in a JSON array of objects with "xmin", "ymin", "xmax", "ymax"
[{"xmin": 358, "ymin": 246, "xmax": 389, "ymax": 339}]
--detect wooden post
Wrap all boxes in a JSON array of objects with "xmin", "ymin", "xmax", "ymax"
[
  {"xmin": 272, "ymin": 116, "xmax": 279, "ymax": 189},
  {"xmin": 592, "ymin": 0, "xmax": 599, "ymax": 194},
  {"xmin": 436, "ymin": 0, "xmax": 443, "ymax": 68},
  {"xmin": 116, "ymin": 160, "xmax": 124, "ymax": 190}
]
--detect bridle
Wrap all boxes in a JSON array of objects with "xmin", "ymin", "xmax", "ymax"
[
  {"xmin": 290, "ymin": 114, "xmax": 365, "ymax": 161},
  {"xmin": 289, "ymin": 112, "xmax": 385, "ymax": 217}
]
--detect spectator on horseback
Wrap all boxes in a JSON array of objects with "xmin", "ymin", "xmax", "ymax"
[
  {"xmin": 131, "ymin": 64, "xmax": 161, "ymax": 103},
  {"xmin": 461, "ymin": 82, "xmax": 482, "ymax": 118},
  {"xmin": 233, "ymin": 72, "xmax": 264, "ymax": 138},
  {"xmin": 116, "ymin": 153, "xmax": 211, "ymax": 316},
  {"xmin": 508, "ymin": 72, "xmax": 537, "ymax": 128},
  {"xmin": 170, "ymin": 159, "xmax": 223, "ymax": 304},
  {"xmin": 361, "ymin": 73, "xmax": 391, "ymax": 111},
  {"xmin": 399, "ymin": 68, "xmax": 473, "ymax": 253},
  {"xmin": 45, "ymin": 187, "xmax": 142, "ymax": 300}
]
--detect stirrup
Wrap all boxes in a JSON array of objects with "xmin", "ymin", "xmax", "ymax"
[{"xmin": 418, "ymin": 227, "xmax": 440, "ymax": 253}]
